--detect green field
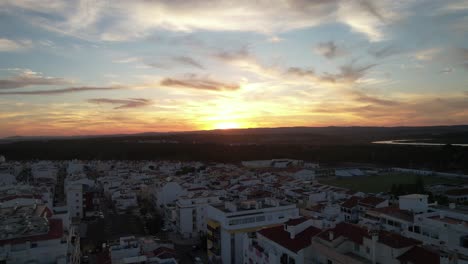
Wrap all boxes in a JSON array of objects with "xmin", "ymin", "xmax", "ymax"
[{"xmin": 319, "ymin": 173, "xmax": 468, "ymax": 193}]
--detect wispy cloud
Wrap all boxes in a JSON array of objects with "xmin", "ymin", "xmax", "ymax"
[
  {"xmin": 368, "ymin": 45, "xmax": 399, "ymax": 59},
  {"xmin": 286, "ymin": 67, "xmax": 316, "ymax": 77},
  {"xmin": 87, "ymin": 98, "xmax": 152, "ymax": 109},
  {"xmin": 0, "ymin": 69, "xmax": 71, "ymax": 89},
  {"xmin": 214, "ymin": 47, "xmax": 376, "ymax": 87},
  {"xmin": 413, "ymin": 48, "xmax": 441, "ymax": 61},
  {"xmin": 322, "ymin": 63, "xmax": 377, "ymax": 84},
  {"xmin": 0, "ymin": 0, "xmax": 416, "ymax": 42},
  {"xmin": 349, "ymin": 90, "xmax": 399, "ymax": 106},
  {"xmin": 314, "ymin": 41, "xmax": 346, "ymax": 59},
  {"xmin": 172, "ymin": 56, "xmax": 204, "ymax": 69},
  {"xmin": 0, "ymin": 38, "xmax": 32, "ymax": 52},
  {"xmin": 337, "ymin": 0, "xmax": 405, "ymax": 42},
  {"xmin": 161, "ymin": 75, "xmax": 240, "ymax": 91},
  {"xmin": 0, "ymin": 85, "xmax": 125, "ymax": 95}
]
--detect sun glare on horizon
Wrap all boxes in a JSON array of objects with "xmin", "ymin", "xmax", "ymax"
[{"xmin": 214, "ymin": 122, "xmax": 241, "ymax": 130}]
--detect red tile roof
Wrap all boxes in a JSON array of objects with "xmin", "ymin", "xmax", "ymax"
[
  {"xmin": 285, "ymin": 217, "xmax": 308, "ymax": 226},
  {"xmin": 359, "ymin": 196, "xmax": 386, "ymax": 207},
  {"xmin": 370, "ymin": 206, "xmax": 414, "ymax": 222},
  {"xmin": 0, "ymin": 219, "xmax": 63, "ymax": 246},
  {"xmin": 341, "ymin": 196, "xmax": 361, "ymax": 208},
  {"xmin": 318, "ymin": 223, "xmax": 421, "ymax": 249},
  {"xmin": 378, "ymin": 230, "xmax": 421, "ymax": 248},
  {"xmin": 318, "ymin": 223, "xmax": 368, "ymax": 244},
  {"xmin": 153, "ymin": 247, "xmax": 176, "ymax": 259},
  {"xmin": 397, "ymin": 246, "xmax": 440, "ymax": 264},
  {"xmin": 258, "ymin": 225, "xmax": 321, "ymax": 253},
  {"xmin": 0, "ymin": 194, "xmax": 43, "ymax": 202}
]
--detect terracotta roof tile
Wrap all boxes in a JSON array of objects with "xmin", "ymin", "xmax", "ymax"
[
  {"xmin": 258, "ymin": 225, "xmax": 321, "ymax": 253},
  {"xmin": 397, "ymin": 246, "xmax": 440, "ymax": 264}
]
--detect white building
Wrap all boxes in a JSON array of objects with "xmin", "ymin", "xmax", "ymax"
[
  {"xmin": 153, "ymin": 182, "xmax": 185, "ymax": 209},
  {"xmin": 66, "ymin": 184, "xmax": 83, "ymax": 219},
  {"xmin": 310, "ymin": 222, "xmax": 423, "ymax": 264},
  {"xmin": 109, "ymin": 236, "xmax": 178, "ymax": 264},
  {"xmin": 406, "ymin": 206, "xmax": 468, "ymax": 257},
  {"xmin": 244, "ymin": 217, "xmax": 322, "ymax": 264},
  {"xmin": 293, "ymin": 169, "xmax": 316, "ymax": 181},
  {"xmin": 175, "ymin": 190, "xmax": 223, "ymax": 238},
  {"xmin": 0, "ymin": 204, "xmax": 79, "ymax": 264},
  {"xmin": 0, "ymin": 164, "xmax": 16, "ymax": 186},
  {"xmin": 399, "ymin": 194, "xmax": 429, "ymax": 213},
  {"xmin": 206, "ymin": 198, "xmax": 299, "ymax": 264},
  {"xmin": 112, "ymin": 189, "xmax": 138, "ymax": 213}
]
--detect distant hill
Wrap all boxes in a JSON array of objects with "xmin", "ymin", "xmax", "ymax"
[
  {"xmin": 3, "ymin": 125, "xmax": 468, "ymax": 144},
  {"xmin": 1, "ymin": 125, "xmax": 468, "ymax": 173}
]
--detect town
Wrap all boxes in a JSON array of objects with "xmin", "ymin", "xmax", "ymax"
[{"xmin": 1, "ymin": 155, "xmax": 468, "ymax": 264}]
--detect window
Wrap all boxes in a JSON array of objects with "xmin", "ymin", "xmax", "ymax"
[
  {"xmin": 460, "ymin": 236, "xmax": 468, "ymax": 248},
  {"xmin": 366, "ymin": 247, "xmax": 370, "ymax": 254},
  {"xmin": 280, "ymin": 254, "xmax": 288, "ymax": 264},
  {"xmin": 354, "ymin": 243, "xmax": 360, "ymax": 252},
  {"xmin": 414, "ymin": 226, "xmax": 421, "ymax": 234},
  {"xmin": 327, "ymin": 260, "xmax": 333, "ymax": 264}
]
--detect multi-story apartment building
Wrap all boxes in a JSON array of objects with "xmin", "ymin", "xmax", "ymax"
[
  {"xmin": 206, "ymin": 197, "xmax": 299, "ymax": 264},
  {"xmin": 66, "ymin": 184, "xmax": 83, "ymax": 219},
  {"xmin": 244, "ymin": 217, "xmax": 322, "ymax": 264},
  {"xmin": 175, "ymin": 190, "xmax": 223, "ymax": 238}
]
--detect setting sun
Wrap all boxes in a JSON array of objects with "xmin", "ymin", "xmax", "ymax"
[{"xmin": 214, "ymin": 122, "xmax": 241, "ymax": 130}]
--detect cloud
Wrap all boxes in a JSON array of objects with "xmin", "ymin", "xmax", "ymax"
[
  {"xmin": 314, "ymin": 41, "xmax": 346, "ymax": 59},
  {"xmin": 368, "ymin": 45, "xmax": 399, "ymax": 58},
  {"xmin": 172, "ymin": 56, "xmax": 204, "ymax": 69},
  {"xmin": 349, "ymin": 90, "xmax": 399, "ymax": 106},
  {"xmin": 1, "ymin": 0, "xmax": 415, "ymax": 42},
  {"xmin": 336, "ymin": 0, "xmax": 405, "ymax": 42},
  {"xmin": 267, "ymin": 36, "xmax": 284, "ymax": 43},
  {"xmin": 439, "ymin": 0, "xmax": 468, "ymax": 12},
  {"xmin": 0, "ymin": 85, "xmax": 125, "ymax": 95},
  {"xmin": 215, "ymin": 47, "xmax": 251, "ymax": 62},
  {"xmin": 444, "ymin": 48, "xmax": 468, "ymax": 70},
  {"xmin": 113, "ymin": 55, "xmax": 204, "ymax": 70},
  {"xmin": 322, "ymin": 63, "xmax": 377, "ymax": 84},
  {"xmin": 0, "ymin": 69, "xmax": 71, "ymax": 89},
  {"xmin": 440, "ymin": 67, "xmax": 453, "ymax": 74},
  {"xmin": 214, "ymin": 47, "xmax": 376, "ymax": 87},
  {"xmin": 286, "ymin": 67, "xmax": 316, "ymax": 77},
  {"xmin": 0, "ymin": 38, "xmax": 32, "ymax": 52},
  {"xmin": 87, "ymin": 98, "xmax": 152, "ymax": 109},
  {"xmin": 161, "ymin": 75, "xmax": 240, "ymax": 91},
  {"xmin": 413, "ymin": 48, "xmax": 441, "ymax": 61}
]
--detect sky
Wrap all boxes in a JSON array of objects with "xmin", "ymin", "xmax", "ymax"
[{"xmin": 0, "ymin": 0, "xmax": 467, "ymax": 137}]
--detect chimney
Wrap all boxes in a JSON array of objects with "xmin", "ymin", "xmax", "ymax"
[
  {"xmin": 329, "ymin": 231, "xmax": 334, "ymax": 240},
  {"xmin": 290, "ymin": 228, "xmax": 296, "ymax": 239}
]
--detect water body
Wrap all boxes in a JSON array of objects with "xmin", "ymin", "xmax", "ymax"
[{"xmin": 372, "ymin": 139, "xmax": 468, "ymax": 147}]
